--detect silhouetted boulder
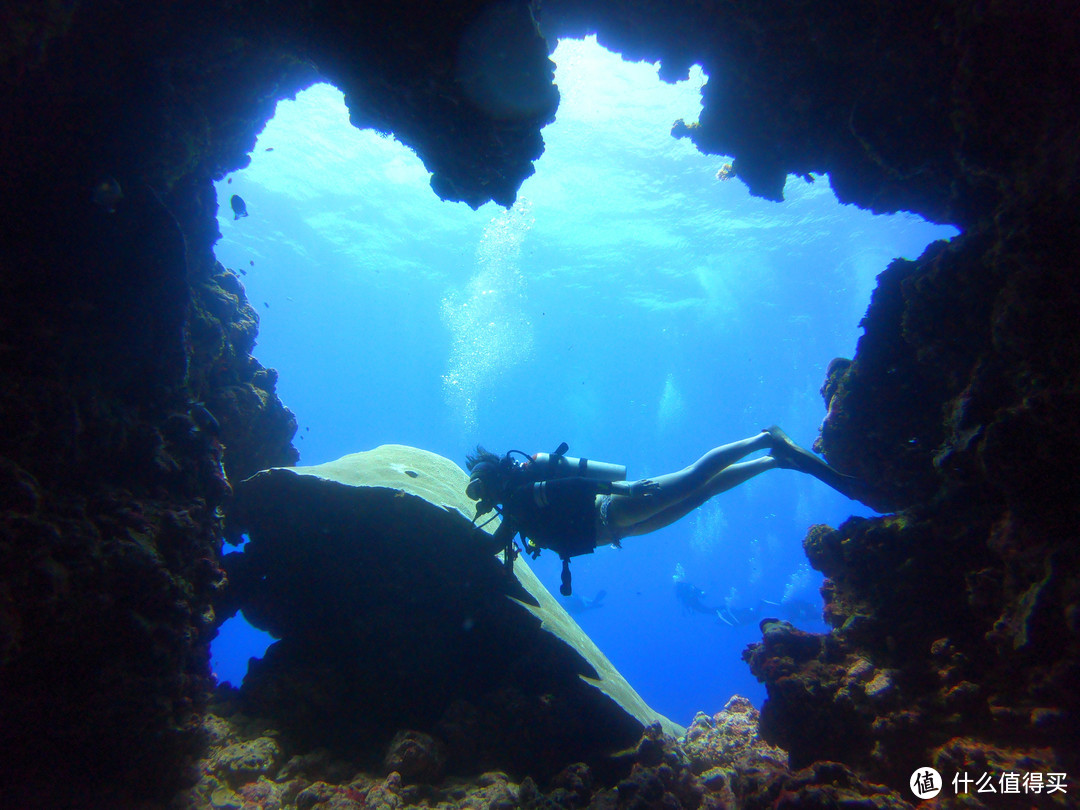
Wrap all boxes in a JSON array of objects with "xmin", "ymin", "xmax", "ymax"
[{"xmin": 229, "ymin": 444, "xmax": 681, "ymax": 779}]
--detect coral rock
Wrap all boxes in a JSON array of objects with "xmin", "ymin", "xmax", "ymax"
[
  {"xmin": 229, "ymin": 446, "xmax": 680, "ymax": 780},
  {"xmin": 383, "ymin": 730, "xmax": 446, "ymax": 785},
  {"xmin": 208, "ymin": 736, "xmax": 284, "ymax": 788},
  {"xmin": 683, "ymin": 696, "xmax": 788, "ymax": 774}
]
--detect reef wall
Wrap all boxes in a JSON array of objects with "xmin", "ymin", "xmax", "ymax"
[
  {"xmin": 743, "ymin": 210, "xmax": 1080, "ymax": 791},
  {"xmin": 1, "ymin": 0, "xmax": 1077, "ymax": 806}
]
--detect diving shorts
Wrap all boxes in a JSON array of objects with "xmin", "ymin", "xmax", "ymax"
[{"xmin": 595, "ymin": 494, "xmax": 623, "ymax": 548}]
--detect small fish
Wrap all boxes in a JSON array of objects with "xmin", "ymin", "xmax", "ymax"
[
  {"xmin": 263, "ymin": 302, "xmax": 269, "ymax": 308},
  {"xmin": 230, "ymin": 194, "xmax": 248, "ymax": 220},
  {"xmin": 189, "ymin": 403, "xmax": 221, "ymax": 436},
  {"xmin": 249, "ymin": 260, "xmax": 254, "ymax": 266},
  {"xmin": 265, "ymin": 147, "xmax": 274, "ymax": 152},
  {"xmin": 91, "ymin": 177, "xmax": 123, "ymax": 213},
  {"xmin": 239, "ymin": 267, "xmax": 247, "ymax": 275}
]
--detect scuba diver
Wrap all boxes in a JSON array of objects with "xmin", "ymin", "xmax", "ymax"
[
  {"xmin": 715, "ymin": 597, "xmax": 824, "ymax": 628},
  {"xmin": 465, "ymin": 426, "xmax": 853, "ymax": 596},
  {"xmin": 672, "ymin": 563, "xmax": 725, "ymax": 620}
]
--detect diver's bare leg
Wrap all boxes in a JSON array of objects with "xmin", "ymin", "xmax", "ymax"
[
  {"xmin": 606, "ymin": 433, "xmax": 771, "ymax": 529},
  {"xmin": 618, "ymin": 457, "xmax": 777, "ymax": 537}
]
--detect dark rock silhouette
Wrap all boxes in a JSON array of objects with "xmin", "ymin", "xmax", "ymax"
[
  {"xmin": 227, "ymin": 445, "xmax": 679, "ymax": 780},
  {"xmin": 0, "ymin": 0, "xmax": 1077, "ymax": 805}
]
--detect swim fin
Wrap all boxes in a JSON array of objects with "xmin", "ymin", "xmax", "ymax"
[{"xmin": 764, "ymin": 425, "xmax": 858, "ymax": 498}]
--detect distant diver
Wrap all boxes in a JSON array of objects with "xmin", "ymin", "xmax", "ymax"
[
  {"xmin": 715, "ymin": 597, "xmax": 823, "ymax": 628},
  {"xmin": 715, "ymin": 604, "xmax": 756, "ymax": 627},
  {"xmin": 230, "ymin": 194, "xmax": 248, "ymax": 220},
  {"xmin": 466, "ymin": 426, "xmax": 855, "ymax": 595},
  {"xmin": 561, "ymin": 589, "xmax": 607, "ymax": 615},
  {"xmin": 715, "ymin": 597, "xmax": 762, "ymax": 627},
  {"xmin": 672, "ymin": 565, "xmax": 724, "ymax": 619},
  {"xmin": 761, "ymin": 597, "xmax": 821, "ymax": 626}
]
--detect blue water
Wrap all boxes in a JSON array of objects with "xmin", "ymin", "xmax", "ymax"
[{"xmin": 210, "ymin": 37, "xmax": 957, "ymax": 727}]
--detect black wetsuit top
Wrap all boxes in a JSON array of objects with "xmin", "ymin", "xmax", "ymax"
[{"xmin": 492, "ymin": 477, "xmax": 609, "ymax": 560}]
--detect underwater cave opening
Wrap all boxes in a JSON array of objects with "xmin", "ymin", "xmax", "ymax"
[
  {"xmin": 209, "ymin": 36, "xmax": 957, "ymax": 724},
  {"xmin": 211, "ymin": 533, "xmax": 280, "ymax": 687}
]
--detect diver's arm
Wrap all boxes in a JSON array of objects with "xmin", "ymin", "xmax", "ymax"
[
  {"xmin": 546, "ymin": 478, "xmax": 626, "ymax": 497},
  {"xmin": 482, "ymin": 515, "xmax": 516, "ymax": 555},
  {"xmin": 545, "ymin": 477, "xmax": 660, "ymax": 497},
  {"xmin": 608, "ymin": 479, "xmax": 661, "ymax": 497},
  {"xmin": 531, "ymin": 475, "xmax": 656, "ymax": 501},
  {"xmin": 539, "ymin": 477, "xmax": 659, "ymax": 498},
  {"xmin": 492, "ymin": 516, "xmax": 516, "ymax": 544}
]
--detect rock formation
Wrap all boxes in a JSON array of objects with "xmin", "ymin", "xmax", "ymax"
[
  {"xmin": 225, "ymin": 445, "xmax": 680, "ymax": 779},
  {"xmin": 1, "ymin": 0, "xmax": 1077, "ymax": 806}
]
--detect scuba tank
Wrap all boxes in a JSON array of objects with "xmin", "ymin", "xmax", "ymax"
[{"xmin": 526, "ymin": 442, "xmax": 626, "ymax": 482}]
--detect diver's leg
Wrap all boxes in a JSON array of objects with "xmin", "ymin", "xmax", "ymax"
[
  {"xmin": 642, "ymin": 433, "xmax": 771, "ymax": 494},
  {"xmin": 606, "ymin": 433, "xmax": 771, "ymax": 529},
  {"xmin": 618, "ymin": 457, "xmax": 777, "ymax": 537}
]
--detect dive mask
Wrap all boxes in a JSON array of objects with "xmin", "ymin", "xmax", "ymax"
[{"xmin": 466, "ymin": 461, "xmax": 498, "ymax": 502}]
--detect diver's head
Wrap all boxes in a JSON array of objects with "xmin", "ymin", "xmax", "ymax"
[
  {"xmin": 466, "ymin": 460, "xmax": 500, "ymax": 502},
  {"xmin": 465, "ymin": 445, "xmax": 507, "ymax": 509}
]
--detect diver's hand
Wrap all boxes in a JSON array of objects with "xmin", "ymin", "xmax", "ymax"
[{"xmin": 631, "ymin": 479, "xmax": 660, "ymax": 497}]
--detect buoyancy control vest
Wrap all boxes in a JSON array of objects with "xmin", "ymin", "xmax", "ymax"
[{"xmin": 492, "ymin": 443, "xmax": 627, "ymax": 596}]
